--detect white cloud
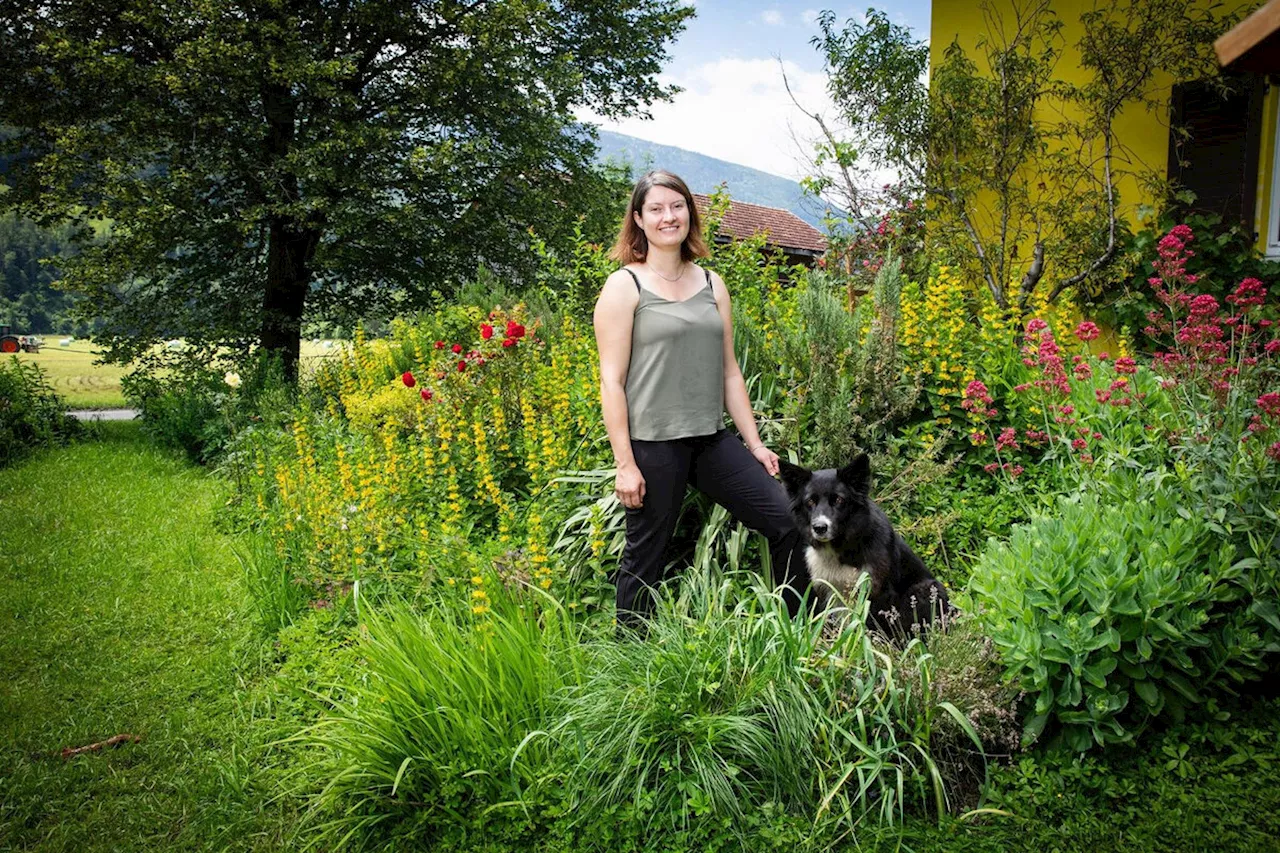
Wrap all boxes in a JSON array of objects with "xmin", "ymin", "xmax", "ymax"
[
  {"xmin": 800, "ymin": 8, "xmax": 819, "ymax": 26},
  {"xmin": 761, "ymin": 9, "xmax": 785, "ymax": 26},
  {"xmin": 579, "ymin": 58, "xmax": 836, "ymax": 183}
]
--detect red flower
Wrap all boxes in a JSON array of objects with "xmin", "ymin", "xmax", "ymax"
[
  {"xmin": 1258, "ymin": 393, "xmax": 1280, "ymax": 420},
  {"xmin": 1072, "ymin": 438, "xmax": 1087, "ymax": 451},
  {"xmin": 1114, "ymin": 357, "xmax": 1137, "ymax": 375},
  {"xmin": 506, "ymin": 321, "xmax": 526, "ymax": 339},
  {"xmin": 452, "ymin": 343, "xmax": 463, "ymax": 354},
  {"xmin": 401, "ymin": 371, "xmax": 416, "ymax": 388},
  {"xmin": 1074, "ymin": 321, "xmax": 1100, "ymax": 342},
  {"xmin": 434, "ymin": 340, "xmax": 445, "ymax": 349},
  {"xmin": 420, "ymin": 388, "xmax": 433, "ymax": 401},
  {"xmin": 481, "ymin": 323, "xmax": 494, "ymax": 340},
  {"xmin": 457, "ymin": 360, "xmax": 467, "ymax": 372},
  {"xmin": 502, "ymin": 338, "xmax": 516, "ymax": 348}
]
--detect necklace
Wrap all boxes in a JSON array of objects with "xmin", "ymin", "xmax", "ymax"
[{"xmin": 645, "ymin": 261, "xmax": 685, "ymax": 282}]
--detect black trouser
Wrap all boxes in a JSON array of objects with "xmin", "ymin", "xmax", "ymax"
[{"xmin": 613, "ymin": 429, "xmax": 809, "ymax": 629}]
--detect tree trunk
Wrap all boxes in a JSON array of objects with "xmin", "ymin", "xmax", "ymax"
[
  {"xmin": 259, "ymin": 79, "xmax": 320, "ymax": 382},
  {"xmin": 261, "ymin": 218, "xmax": 320, "ymax": 381}
]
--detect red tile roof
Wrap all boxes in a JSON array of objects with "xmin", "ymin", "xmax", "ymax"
[{"xmin": 692, "ymin": 193, "xmax": 827, "ymax": 254}]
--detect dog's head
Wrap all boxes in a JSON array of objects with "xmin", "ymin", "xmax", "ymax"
[{"xmin": 778, "ymin": 454, "xmax": 872, "ymax": 546}]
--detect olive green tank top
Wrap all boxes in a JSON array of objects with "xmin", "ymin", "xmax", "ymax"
[{"xmin": 624, "ymin": 267, "xmax": 725, "ymax": 441}]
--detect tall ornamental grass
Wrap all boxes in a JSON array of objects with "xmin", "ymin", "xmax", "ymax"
[
  {"xmin": 307, "ymin": 582, "xmax": 585, "ymax": 849},
  {"xmin": 306, "ymin": 570, "xmax": 985, "ymax": 850}
]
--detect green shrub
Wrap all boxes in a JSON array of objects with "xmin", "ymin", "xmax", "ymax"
[
  {"xmin": 0, "ymin": 356, "xmax": 80, "ymax": 467},
  {"xmin": 308, "ymin": 582, "xmax": 585, "ymax": 849},
  {"xmin": 969, "ymin": 491, "xmax": 1267, "ymax": 751}
]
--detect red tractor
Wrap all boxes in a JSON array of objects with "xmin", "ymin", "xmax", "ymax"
[{"xmin": 0, "ymin": 324, "xmax": 42, "ymax": 353}]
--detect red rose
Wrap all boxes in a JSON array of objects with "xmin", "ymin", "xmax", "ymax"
[
  {"xmin": 502, "ymin": 338, "xmax": 516, "ymax": 348},
  {"xmin": 457, "ymin": 360, "xmax": 467, "ymax": 372},
  {"xmin": 506, "ymin": 321, "xmax": 526, "ymax": 339},
  {"xmin": 452, "ymin": 343, "xmax": 463, "ymax": 354},
  {"xmin": 420, "ymin": 388, "xmax": 433, "ymax": 401},
  {"xmin": 401, "ymin": 371, "xmax": 416, "ymax": 388},
  {"xmin": 481, "ymin": 323, "xmax": 494, "ymax": 340},
  {"xmin": 434, "ymin": 340, "xmax": 445, "ymax": 349}
]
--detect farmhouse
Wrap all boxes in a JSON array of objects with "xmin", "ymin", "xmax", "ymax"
[{"xmin": 691, "ymin": 194, "xmax": 828, "ymax": 267}]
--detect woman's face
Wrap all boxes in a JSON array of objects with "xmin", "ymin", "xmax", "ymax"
[{"xmin": 633, "ymin": 185, "xmax": 690, "ymax": 251}]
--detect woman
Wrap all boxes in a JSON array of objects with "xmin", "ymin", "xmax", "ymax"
[{"xmin": 593, "ymin": 170, "xmax": 808, "ymax": 632}]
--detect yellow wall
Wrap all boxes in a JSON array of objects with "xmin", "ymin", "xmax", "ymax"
[{"xmin": 929, "ymin": 0, "xmax": 1272, "ymax": 257}]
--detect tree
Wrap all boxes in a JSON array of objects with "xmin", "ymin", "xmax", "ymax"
[
  {"xmin": 0, "ymin": 0, "xmax": 690, "ymax": 377},
  {"xmin": 804, "ymin": 1, "xmax": 1231, "ymax": 314}
]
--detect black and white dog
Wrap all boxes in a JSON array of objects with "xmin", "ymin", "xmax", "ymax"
[{"xmin": 779, "ymin": 454, "xmax": 952, "ymax": 636}]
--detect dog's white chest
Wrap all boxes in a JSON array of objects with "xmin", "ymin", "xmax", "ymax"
[{"xmin": 805, "ymin": 547, "xmax": 872, "ymax": 599}]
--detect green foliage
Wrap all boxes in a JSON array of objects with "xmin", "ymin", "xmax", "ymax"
[
  {"xmin": 0, "ymin": 211, "xmax": 85, "ymax": 334},
  {"xmin": 0, "ymin": 0, "xmax": 691, "ymax": 375},
  {"xmin": 969, "ymin": 492, "xmax": 1265, "ymax": 751},
  {"xmin": 0, "ymin": 355, "xmax": 80, "ymax": 467},
  {"xmin": 308, "ymin": 584, "xmax": 585, "ymax": 849},
  {"xmin": 125, "ymin": 351, "xmax": 295, "ymax": 465}
]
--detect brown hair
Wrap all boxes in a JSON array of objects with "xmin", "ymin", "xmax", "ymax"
[{"xmin": 608, "ymin": 170, "xmax": 710, "ymax": 264}]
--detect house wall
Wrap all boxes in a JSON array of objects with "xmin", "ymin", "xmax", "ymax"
[{"xmin": 929, "ymin": 0, "xmax": 1272, "ymax": 259}]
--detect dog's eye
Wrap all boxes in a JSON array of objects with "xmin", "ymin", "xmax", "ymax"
[
  {"xmin": 805, "ymin": 498, "xmax": 817, "ymax": 509},
  {"xmin": 833, "ymin": 495, "xmax": 845, "ymax": 507}
]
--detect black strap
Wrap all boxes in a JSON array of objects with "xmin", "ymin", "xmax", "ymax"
[{"xmin": 624, "ymin": 266, "xmax": 711, "ymax": 293}]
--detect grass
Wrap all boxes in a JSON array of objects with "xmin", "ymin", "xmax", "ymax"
[
  {"xmin": 16, "ymin": 340, "xmax": 346, "ymax": 409},
  {"xmin": 0, "ymin": 421, "xmax": 302, "ymax": 851}
]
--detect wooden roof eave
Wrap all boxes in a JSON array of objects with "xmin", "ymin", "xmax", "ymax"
[{"xmin": 1215, "ymin": 0, "xmax": 1280, "ymax": 74}]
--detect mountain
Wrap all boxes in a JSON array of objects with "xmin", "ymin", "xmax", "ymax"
[{"xmin": 591, "ymin": 129, "xmax": 831, "ymax": 229}]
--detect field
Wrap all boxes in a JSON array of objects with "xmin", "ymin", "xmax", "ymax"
[
  {"xmin": 16, "ymin": 339, "xmax": 346, "ymax": 409},
  {"xmin": 14, "ymin": 341, "xmax": 129, "ymax": 409}
]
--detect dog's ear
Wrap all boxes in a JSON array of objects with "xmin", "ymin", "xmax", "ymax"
[
  {"xmin": 838, "ymin": 453, "xmax": 871, "ymax": 495},
  {"xmin": 776, "ymin": 459, "xmax": 811, "ymax": 495}
]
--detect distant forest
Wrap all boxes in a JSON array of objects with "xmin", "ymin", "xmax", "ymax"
[{"xmin": 0, "ymin": 214, "xmax": 86, "ymax": 335}]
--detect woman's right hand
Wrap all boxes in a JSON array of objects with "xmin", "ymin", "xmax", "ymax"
[{"xmin": 615, "ymin": 462, "xmax": 646, "ymax": 509}]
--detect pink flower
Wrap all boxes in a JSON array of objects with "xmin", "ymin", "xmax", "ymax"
[
  {"xmin": 1074, "ymin": 362, "xmax": 1093, "ymax": 381},
  {"xmin": 996, "ymin": 427, "xmax": 1019, "ymax": 452},
  {"xmin": 1115, "ymin": 357, "xmax": 1137, "ymax": 375},
  {"xmin": 1227, "ymin": 278, "xmax": 1267, "ymax": 309},
  {"xmin": 1265, "ymin": 340, "xmax": 1280, "ymax": 356},
  {"xmin": 1258, "ymin": 393, "xmax": 1280, "ymax": 420},
  {"xmin": 401, "ymin": 371, "xmax": 416, "ymax": 388},
  {"xmin": 1097, "ymin": 351, "xmax": 1110, "ymax": 362},
  {"xmin": 970, "ymin": 431, "xmax": 988, "ymax": 446},
  {"xmin": 1074, "ymin": 321, "xmax": 1100, "ymax": 342},
  {"xmin": 983, "ymin": 462, "xmax": 1000, "ymax": 474},
  {"xmin": 1072, "ymin": 438, "xmax": 1087, "ymax": 451},
  {"xmin": 1095, "ymin": 389, "xmax": 1111, "ymax": 404},
  {"xmin": 1026, "ymin": 318, "xmax": 1048, "ymax": 335}
]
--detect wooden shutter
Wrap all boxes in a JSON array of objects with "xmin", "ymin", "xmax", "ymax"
[{"xmin": 1167, "ymin": 75, "xmax": 1265, "ymax": 236}]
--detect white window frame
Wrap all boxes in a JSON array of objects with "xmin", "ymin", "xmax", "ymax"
[{"xmin": 1268, "ymin": 85, "xmax": 1280, "ymax": 259}]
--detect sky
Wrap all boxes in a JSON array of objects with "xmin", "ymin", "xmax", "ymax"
[{"xmin": 579, "ymin": 1, "xmax": 932, "ymax": 183}]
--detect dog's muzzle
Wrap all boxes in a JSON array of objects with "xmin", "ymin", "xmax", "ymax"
[{"xmin": 810, "ymin": 516, "xmax": 833, "ymax": 542}]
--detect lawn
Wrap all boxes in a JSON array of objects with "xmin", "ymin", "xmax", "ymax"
[
  {"xmin": 0, "ymin": 422, "xmax": 303, "ymax": 851},
  {"xmin": 16, "ymin": 339, "xmax": 347, "ymax": 410}
]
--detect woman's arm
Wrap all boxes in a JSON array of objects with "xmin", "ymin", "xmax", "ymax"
[
  {"xmin": 593, "ymin": 270, "xmax": 646, "ymax": 508},
  {"xmin": 708, "ymin": 269, "xmax": 779, "ymax": 476}
]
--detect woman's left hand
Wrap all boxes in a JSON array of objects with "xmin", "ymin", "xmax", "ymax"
[{"xmin": 749, "ymin": 444, "xmax": 779, "ymax": 476}]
